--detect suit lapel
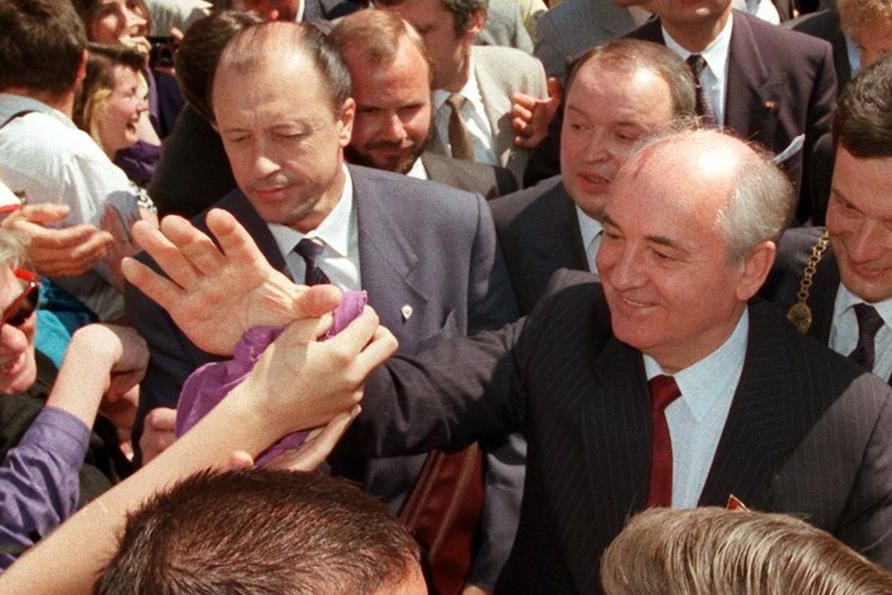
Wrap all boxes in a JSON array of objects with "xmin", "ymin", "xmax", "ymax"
[
  {"xmin": 699, "ymin": 302, "xmax": 802, "ymax": 509},
  {"xmin": 531, "ymin": 181, "xmax": 589, "ymax": 273},
  {"xmin": 473, "ymin": 50, "xmax": 516, "ymax": 172},
  {"xmin": 806, "ymin": 246, "xmax": 840, "ymax": 346},
  {"xmin": 725, "ymin": 12, "xmax": 782, "ymax": 144},
  {"xmin": 593, "ymin": 0, "xmax": 637, "ymax": 41},
  {"xmin": 350, "ymin": 167, "xmax": 428, "ymax": 320}
]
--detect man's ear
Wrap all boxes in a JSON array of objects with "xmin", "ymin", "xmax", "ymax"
[
  {"xmin": 76, "ymin": 48, "xmax": 88, "ymax": 83},
  {"xmin": 337, "ymin": 97, "xmax": 355, "ymax": 147},
  {"xmin": 464, "ymin": 8, "xmax": 485, "ymax": 39},
  {"xmin": 735, "ymin": 240, "xmax": 776, "ymax": 302}
]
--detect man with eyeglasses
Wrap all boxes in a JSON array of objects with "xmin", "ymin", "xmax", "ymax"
[{"xmin": 0, "ymin": 220, "xmax": 148, "ymax": 570}]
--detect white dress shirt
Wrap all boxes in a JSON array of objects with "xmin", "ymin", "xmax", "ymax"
[
  {"xmin": 268, "ymin": 165, "xmax": 361, "ymax": 291},
  {"xmin": 432, "ymin": 57, "xmax": 499, "ymax": 166},
  {"xmin": 643, "ymin": 308, "xmax": 749, "ymax": 508},
  {"xmin": 663, "ymin": 13, "xmax": 734, "ymax": 127},
  {"xmin": 575, "ymin": 205, "xmax": 602, "ymax": 276},
  {"xmin": 830, "ymin": 285, "xmax": 892, "ymax": 380}
]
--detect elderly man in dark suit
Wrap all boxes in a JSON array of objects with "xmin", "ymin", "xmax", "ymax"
[
  {"xmin": 127, "ymin": 125, "xmax": 892, "ymax": 594},
  {"xmin": 126, "ymin": 21, "xmax": 520, "ymax": 594},
  {"xmin": 627, "ymin": 0, "xmax": 837, "ymax": 221},
  {"xmin": 763, "ymin": 55, "xmax": 892, "ymax": 383},
  {"xmin": 490, "ymin": 39, "xmax": 695, "ymax": 314}
]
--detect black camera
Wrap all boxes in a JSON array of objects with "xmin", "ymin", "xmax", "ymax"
[{"xmin": 148, "ymin": 36, "xmax": 178, "ymax": 69}]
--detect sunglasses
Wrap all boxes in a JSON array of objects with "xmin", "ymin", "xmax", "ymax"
[{"xmin": 2, "ymin": 270, "xmax": 39, "ymax": 328}]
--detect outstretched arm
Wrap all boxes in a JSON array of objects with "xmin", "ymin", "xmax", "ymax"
[
  {"xmin": 0, "ymin": 308, "xmax": 397, "ymax": 594},
  {"xmin": 122, "ymin": 208, "xmax": 339, "ymax": 355}
]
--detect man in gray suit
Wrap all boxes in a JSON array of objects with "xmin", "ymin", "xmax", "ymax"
[
  {"xmin": 375, "ymin": 0, "xmax": 548, "ymax": 185},
  {"xmin": 331, "ymin": 10, "xmax": 517, "ymax": 199},
  {"xmin": 491, "ymin": 39, "xmax": 695, "ymax": 314},
  {"xmin": 534, "ymin": 0, "xmax": 653, "ymax": 80},
  {"xmin": 127, "ymin": 125, "xmax": 892, "ymax": 594},
  {"xmin": 763, "ymin": 55, "xmax": 892, "ymax": 383},
  {"xmin": 126, "ymin": 21, "xmax": 520, "ymax": 593}
]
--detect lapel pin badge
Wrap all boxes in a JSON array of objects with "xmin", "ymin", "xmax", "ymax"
[
  {"xmin": 401, "ymin": 304, "xmax": 413, "ymax": 322},
  {"xmin": 763, "ymin": 99, "xmax": 777, "ymax": 111}
]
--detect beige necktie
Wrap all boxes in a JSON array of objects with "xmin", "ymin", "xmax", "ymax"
[{"xmin": 446, "ymin": 93, "xmax": 474, "ymax": 160}]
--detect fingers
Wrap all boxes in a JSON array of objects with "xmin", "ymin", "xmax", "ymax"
[
  {"xmin": 121, "ymin": 256, "xmax": 186, "ymax": 308},
  {"xmin": 267, "ymin": 405, "xmax": 361, "ymax": 472},
  {"xmin": 159, "ymin": 215, "xmax": 226, "ymax": 277},
  {"xmin": 206, "ymin": 208, "xmax": 273, "ymax": 270},
  {"xmin": 292, "ymin": 284, "xmax": 342, "ymax": 319},
  {"xmin": 228, "ymin": 450, "xmax": 255, "ymax": 469},
  {"xmin": 140, "ymin": 407, "xmax": 178, "ymax": 464},
  {"xmin": 130, "ymin": 218, "xmax": 212, "ymax": 289},
  {"xmin": 13, "ymin": 203, "xmax": 70, "ymax": 225}
]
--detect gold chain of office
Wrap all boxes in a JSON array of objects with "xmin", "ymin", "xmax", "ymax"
[{"xmin": 786, "ymin": 232, "xmax": 830, "ymax": 334}]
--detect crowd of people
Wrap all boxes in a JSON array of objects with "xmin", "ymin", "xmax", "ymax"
[{"xmin": 1, "ymin": 0, "xmax": 892, "ymax": 592}]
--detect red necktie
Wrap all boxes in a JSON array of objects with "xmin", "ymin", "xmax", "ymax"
[{"xmin": 647, "ymin": 375, "xmax": 681, "ymax": 508}]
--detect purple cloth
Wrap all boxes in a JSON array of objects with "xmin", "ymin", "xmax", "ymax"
[
  {"xmin": 114, "ymin": 140, "xmax": 161, "ymax": 187},
  {"xmin": 0, "ymin": 407, "xmax": 90, "ymax": 569},
  {"xmin": 176, "ymin": 290, "xmax": 367, "ymax": 466}
]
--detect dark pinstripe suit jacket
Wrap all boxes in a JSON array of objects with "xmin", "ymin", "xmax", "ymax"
[
  {"xmin": 489, "ymin": 175, "xmax": 588, "ymax": 315},
  {"xmin": 350, "ymin": 269, "xmax": 892, "ymax": 594}
]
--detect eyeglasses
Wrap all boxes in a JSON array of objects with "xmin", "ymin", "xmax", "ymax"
[{"xmin": 2, "ymin": 270, "xmax": 39, "ymax": 328}]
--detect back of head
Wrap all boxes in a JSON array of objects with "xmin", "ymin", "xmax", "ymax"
[
  {"xmin": 601, "ymin": 507, "xmax": 892, "ymax": 595},
  {"xmin": 834, "ymin": 53, "xmax": 892, "ymax": 159},
  {"xmin": 0, "ymin": 0, "xmax": 87, "ymax": 98},
  {"xmin": 97, "ymin": 469, "xmax": 422, "ymax": 594},
  {"xmin": 175, "ymin": 10, "xmax": 263, "ymax": 123},
  {"xmin": 838, "ymin": 0, "xmax": 892, "ymax": 35},
  {"xmin": 329, "ymin": 9, "xmax": 429, "ymax": 74},
  {"xmin": 211, "ymin": 21, "xmax": 351, "ymax": 122}
]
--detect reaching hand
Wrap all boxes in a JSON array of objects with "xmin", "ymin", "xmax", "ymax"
[
  {"xmin": 512, "ymin": 77, "xmax": 563, "ymax": 150},
  {"xmin": 2, "ymin": 203, "xmax": 114, "ymax": 277},
  {"xmin": 237, "ymin": 306, "xmax": 397, "ymax": 437},
  {"xmin": 122, "ymin": 208, "xmax": 342, "ymax": 355}
]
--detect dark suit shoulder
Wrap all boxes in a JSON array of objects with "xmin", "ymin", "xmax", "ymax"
[
  {"xmin": 489, "ymin": 175, "xmax": 566, "ymax": 228},
  {"xmin": 734, "ymin": 9, "xmax": 833, "ymax": 57},
  {"xmin": 761, "ymin": 226, "xmax": 828, "ymax": 301},
  {"xmin": 788, "ymin": 9, "xmax": 840, "ymax": 39}
]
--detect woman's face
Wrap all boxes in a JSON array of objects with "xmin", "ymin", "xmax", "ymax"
[
  {"xmin": 91, "ymin": 0, "xmax": 151, "ymax": 54},
  {"xmin": 0, "ymin": 267, "xmax": 37, "ymax": 395},
  {"xmin": 96, "ymin": 66, "xmax": 149, "ymax": 155}
]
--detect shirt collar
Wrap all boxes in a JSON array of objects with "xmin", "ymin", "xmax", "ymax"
[
  {"xmin": 406, "ymin": 156, "xmax": 429, "ymax": 180},
  {"xmin": 0, "ymin": 93, "xmax": 74, "ymax": 128},
  {"xmin": 643, "ymin": 307, "xmax": 749, "ymax": 423},
  {"xmin": 661, "ymin": 11, "xmax": 733, "ymax": 73},
  {"xmin": 268, "ymin": 164, "xmax": 354, "ymax": 258},
  {"xmin": 834, "ymin": 283, "xmax": 892, "ymax": 330},
  {"xmin": 432, "ymin": 55, "xmax": 479, "ymax": 111},
  {"xmin": 575, "ymin": 205, "xmax": 603, "ymax": 250}
]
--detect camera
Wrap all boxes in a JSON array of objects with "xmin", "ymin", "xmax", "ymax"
[{"xmin": 148, "ymin": 36, "xmax": 178, "ymax": 69}]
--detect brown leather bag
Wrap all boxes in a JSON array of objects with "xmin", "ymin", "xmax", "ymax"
[{"xmin": 399, "ymin": 443, "xmax": 485, "ymax": 595}]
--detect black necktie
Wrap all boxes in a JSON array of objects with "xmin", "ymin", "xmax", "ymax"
[
  {"xmin": 445, "ymin": 93, "xmax": 474, "ymax": 160},
  {"xmin": 294, "ymin": 238, "xmax": 331, "ymax": 286},
  {"xmin": 850, "ymin": 303, "xmax": 884, "ymax": 371},
  {"xmin": 686, "ymin": 54, "xmax": 717, "ymax": 125}
]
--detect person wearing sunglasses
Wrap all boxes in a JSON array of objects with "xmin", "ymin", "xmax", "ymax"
[{"xmin": 0, "ymin": 230, "xmax": 149, "ymax": 570}]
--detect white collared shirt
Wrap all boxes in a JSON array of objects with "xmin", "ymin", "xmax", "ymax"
[
  {"xmin": 830, "ymin": 285, "xmax": 892, "ymax": 379},
  {"xmin": 662, "ymin": 12, "xmax": 734, "ymax": 127},
  {"xmin": 643, "ymin": 308, "xmax": 749, "ymax": 508},
  {"xmin": 731, "ymin": 0, "xmax": 780, "ymax": 25},
  {"xmin": 406, "ymin": 157, "xmax": 429, "ymax": 181},
  {"xmin": 268, "ymin": 165, "xmax": 361, "ymax": 291},
  {"xmin": 574, "ymin": 205, "xmax": 603, "ymax": 276},
  {"xmin": 432, "ymin": 57, "xmax": 499, "ymax": 166}
]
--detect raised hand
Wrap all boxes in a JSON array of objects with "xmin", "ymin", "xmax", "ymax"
[{"xmin": 122, "ymin": 208, "xmax": 341, "ymax": 355}]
